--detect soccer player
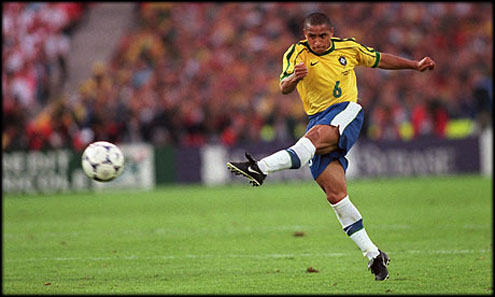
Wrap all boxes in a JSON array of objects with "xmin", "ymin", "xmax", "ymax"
[{"xmin": 227, "ymin": 12, "xmax": 435, "ymax": 280}]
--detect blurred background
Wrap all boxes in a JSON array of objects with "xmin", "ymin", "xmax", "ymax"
[{"xmin": 2, "ymin": 2, "xmax": 493, "ymax": 193}]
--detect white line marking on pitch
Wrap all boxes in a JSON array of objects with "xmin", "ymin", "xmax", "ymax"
[
  {"xmin": 4, "ymin": 249, "xmax": 490, "ymax": 263},
  {"xmin": 3, "ymin": 223, "xmax": 490, "ymax": 239}
]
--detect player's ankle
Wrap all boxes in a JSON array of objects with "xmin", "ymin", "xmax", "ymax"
[{"xmin": 257, "ymin": 160, "xmax": 269, "ymax": 175}]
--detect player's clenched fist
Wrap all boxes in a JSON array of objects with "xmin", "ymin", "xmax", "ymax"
[
  {"xmin": 294, "ymin": 62, "xmax": 308, "ymax": 80},
  {"xmin": 416, "ymin": 57, "xmax": 435, "ymax": 72}
]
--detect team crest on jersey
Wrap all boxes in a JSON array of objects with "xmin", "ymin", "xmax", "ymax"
[{"xmin": 338, "ymin": 55, "xmax": 347, "ymax": 66}]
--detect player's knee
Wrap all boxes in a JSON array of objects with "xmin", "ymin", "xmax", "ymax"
[
  {"xmin": 305, "ymin": 125, "xmax": 339, "ymax": 151},
  {"xmin": 304, "ymin": 127, "xmax": 321, "ymax": 145},
  {"xmin": 325, "ymin": 189, "xmax": 347, "ymax": 205}
]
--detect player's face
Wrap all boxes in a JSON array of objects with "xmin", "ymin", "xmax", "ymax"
[{"xmin": 303, "ymin": 24, "xmax": 334, "ymax": 55}]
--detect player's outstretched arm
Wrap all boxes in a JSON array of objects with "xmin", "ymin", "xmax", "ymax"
[{"xmin": 378, "ymin": 53, "xmax": 435, "ymax": 72}]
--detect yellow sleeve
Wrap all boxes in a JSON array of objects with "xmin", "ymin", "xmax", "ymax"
[
  {"xmin": 280, "ymin": 44, "xmax": 297, "ymax": 80},
  {"xmin": 355, "ymin": 42, "xmax": 381, "ymax": 68}
]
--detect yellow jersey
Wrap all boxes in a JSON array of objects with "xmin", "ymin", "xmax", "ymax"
[{"xmin": 280, "ymin": 37, "xmax": 381, "ymax": 115}]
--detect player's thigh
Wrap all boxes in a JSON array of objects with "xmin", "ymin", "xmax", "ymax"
[
  {"xmin": 315, "ymin": 159, "xmax": 347, "ymax": 204},
  {"xmin": 305, "ymin": 124, "xmax": 340, "ymax": 155}
]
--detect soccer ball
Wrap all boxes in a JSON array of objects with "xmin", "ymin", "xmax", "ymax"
[{"xmin": 81, "ymin": 141, "xmax": 125, "ymax": 182}]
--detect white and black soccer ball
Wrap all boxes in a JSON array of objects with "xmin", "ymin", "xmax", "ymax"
[{"xmin": 81, "ymin": 141, "xmax": 125, "ymax": 182}]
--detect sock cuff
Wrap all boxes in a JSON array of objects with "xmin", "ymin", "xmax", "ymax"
[
  {"xmin": 285, "ymin": 148, "xmax": 301, "ymax": 169},
  {"xmin": 330, "ymin": 195, "xmax": 350, "ymax": 210},
  {"xmin": 343, "ymin": 218, "xmax": 364, "ymax": 236}
]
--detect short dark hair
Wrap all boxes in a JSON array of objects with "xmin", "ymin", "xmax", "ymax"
[{"xmin": 303, "ymin": 12, "xmax": 333, "ymax": 30}]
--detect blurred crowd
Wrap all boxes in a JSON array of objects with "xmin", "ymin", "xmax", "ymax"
[
  {"xmin": 3, "ymin": 2, "xmax": 89, "ymax": 150},
  {"xmin": 2, "ymin": 2, "xmax": 493, "ymax": 152}
]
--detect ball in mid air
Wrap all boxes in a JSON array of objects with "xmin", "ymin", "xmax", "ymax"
[{"xmin": 81, "ymin": 141, "xmax": 125, "ymax": 182}]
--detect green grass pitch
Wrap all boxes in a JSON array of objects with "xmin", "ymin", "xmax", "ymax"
[{"xmin": 3, "ymin": 174, "xmax": 492, "ymax": 294}]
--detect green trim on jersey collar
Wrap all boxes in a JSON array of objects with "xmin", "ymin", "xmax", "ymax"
[{"xmin": 299, "ymin": 39, "xmax": 335, "ymax": 56}]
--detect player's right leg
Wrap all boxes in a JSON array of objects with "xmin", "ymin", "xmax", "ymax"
[{"xmin": 316, "ymin": 160, "xmax": 390, "ymax": 281}]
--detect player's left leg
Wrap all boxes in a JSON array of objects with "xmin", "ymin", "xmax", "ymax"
[
  {"xmin": 226, "ymin": 125, "xmax": 337, "ymax": 186},
  {"xmin": 255, "ymin": 124, "xmax": 339, "ymax": 174},
  {"xmin": 226, "ymin": 136, "xmax": 316, "ymax": 186},
  {"xmin": 227, "ymin": 101, "xmax": 359, "ymax": 186},
  {"xmin": 316, "ymin": 159, "xmax": 390, "ymax": 281}
]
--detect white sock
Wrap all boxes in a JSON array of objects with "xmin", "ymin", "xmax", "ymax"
[
  {"xmin": 349, "ymin": 229, "xmax": 380, "ymax": 260},
  {"xmin": 257, "ymin": 137, "xmax": 316, "ymax": 175},
  {"xmin": 331, "ymin": 196, "xmax": 380, "ymax": 260}
]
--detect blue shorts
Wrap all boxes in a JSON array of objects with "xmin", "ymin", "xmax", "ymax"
[{"xmin": 306, "ymin": 101, "xmax": 364, "ymax": 180}]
